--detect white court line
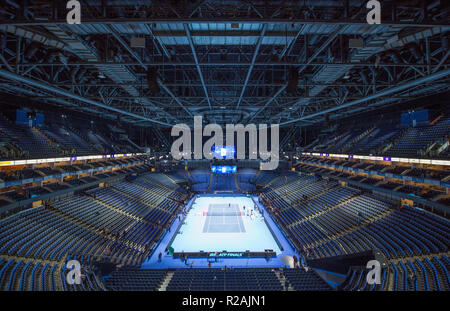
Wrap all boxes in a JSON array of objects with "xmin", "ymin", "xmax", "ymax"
[
  {"xmin": 239, "ymin": 204, "xmax": 245, "ymax": 233},
  {"xmin": 206, "ymin": 204, "xmax": 212, "ymax": 233},
  {"xmin": 236, "ymin": 204, "xmax": 242, "ymax": 233}
]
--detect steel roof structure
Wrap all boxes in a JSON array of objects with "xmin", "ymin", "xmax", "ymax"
[{"xmin": 0, "ymin": 0, "xmax": 449, "ymax": 137}]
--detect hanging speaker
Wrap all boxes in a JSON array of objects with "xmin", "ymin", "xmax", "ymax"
[
  {"xmin": 349, "ymin": 39, "xmax": 364, "ymax": 48},
  {"xmin": 130, "ymin": 37, "xmax": 146, "ymax": 48},
  {"xmin": 147, "ymin": 67, "xmax": 160, "ymax": 94}
]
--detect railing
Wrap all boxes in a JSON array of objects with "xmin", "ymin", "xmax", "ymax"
[
  {"xmin": 436, "ymin": 140, "xmax": 449, "ymax": 156},
  {"xmin": 0, "ymin": 152, "xmax": 145, "ymax": 167}
]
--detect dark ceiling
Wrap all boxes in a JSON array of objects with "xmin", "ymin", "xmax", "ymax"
[{"xmin": 0, "ymin": 0, "xmax": 448, "ymax": 137}]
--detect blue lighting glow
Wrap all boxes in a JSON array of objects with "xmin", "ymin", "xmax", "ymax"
[
  {"xmin": 211, "ymin": 165, "xmax": 237, "ymax": 174},
  {"xmin": 212, "ymin": 145, "xmax": 235, "ymax": 159}
]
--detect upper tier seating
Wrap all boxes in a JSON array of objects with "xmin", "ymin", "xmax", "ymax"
[
  {"xmin": 386, "ymin": 117, "xmax": 450, "ymax": 157},
  {"xmin": 43, "ymin": 127, "xmax": 93, "ymax": 156},
  {"xmin": 303, "ymin": 114, "xmax": 449, "ymax": 159},
  {"xmin": 350, "ymin": 127, "xmax": 400, "ymax": 155},
  {"xmin": 0, "ymin": 116, "xmax": 61, "ymax": 159},
  {"xmin": 0, "ymin": 114, "xmax": 141, "ymax": 160}
]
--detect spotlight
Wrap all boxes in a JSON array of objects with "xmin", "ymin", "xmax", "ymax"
[{"xmin": 130, "ymin": 37, "xmax": 146, "ymax": 48}]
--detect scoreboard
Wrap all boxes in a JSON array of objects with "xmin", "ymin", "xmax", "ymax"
[
  {"xmin": 212, "ymin": 145, "xmax": 235, "ymax": 159},
  {"xmin": 211, "ymin": 165, "xmax": 237, "ymax": 174}
]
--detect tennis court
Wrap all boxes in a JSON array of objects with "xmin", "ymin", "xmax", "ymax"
[{"xmin": 169, "ymin": 195, "xmax": 281, "ymax": 253}]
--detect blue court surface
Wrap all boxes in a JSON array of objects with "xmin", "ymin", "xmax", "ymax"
[{"xmin": 141, "ymin": 195, "xmax": 299, "ymax": 269}]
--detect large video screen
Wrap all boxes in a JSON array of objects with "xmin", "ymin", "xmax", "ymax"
[
  {"xmin": 211, "ymin": 165, "xmax": 237, "ymax": 174},
  {"xmin": 212, "ymin": 145, "xmax": 235, "ymax": 159}
]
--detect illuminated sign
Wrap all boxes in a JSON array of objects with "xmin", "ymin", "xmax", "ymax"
[
  {"xmin": 211, "ymin": 165, "xmax": 237, "ymax": 174},
  {"xmin": 212, "ymin": 145, "xmax": 235, "ymax": 159},
  {"xmin": 301, "ymin": 152, "xmax": 450, "ymax": 166},
  {"xmin": 0, "ymin": 153, "xmax": 145, "ymax": 167},
  {"xmin": 209, "ymin": 252, "xmax": 243, "ymax": 257}
]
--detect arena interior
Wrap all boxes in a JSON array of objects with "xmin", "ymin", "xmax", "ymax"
[{"xmin": 0, "ymin": 0, "xmax": 449, "ymax": 293}]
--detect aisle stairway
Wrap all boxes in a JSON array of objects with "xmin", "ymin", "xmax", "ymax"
[
  {"xmin": 234, "ymin": 174, "xmax": 241, "ymax": 192},
  {"xmin": 157, "ymin": 271, "xmax": 174, "ymax": 291}
]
